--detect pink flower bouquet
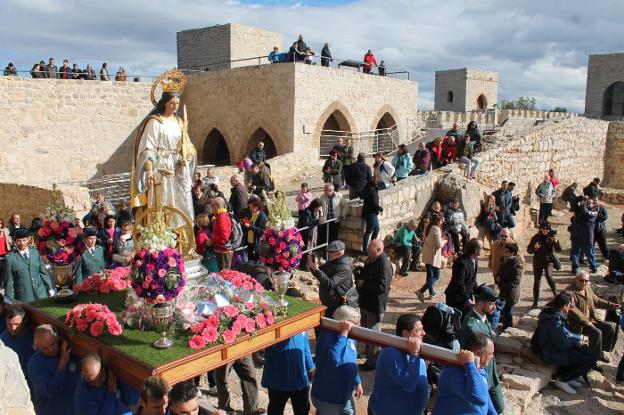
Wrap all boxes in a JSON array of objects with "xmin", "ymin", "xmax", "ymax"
[
  {"xmin": 37, "ymin": 220, "xmax": 84, "ymax": 265},
  {"xmin": 188, "ymin": 303, "xmax": 274, "ymax": 349},
  {"xmin": 65, "ymin": 303, "xmax": 123, "ymax": 337},
  {"xmin": 73, "ymin": 267, "xmax": 131, "ymax": 294},
  {"xmin": 259, "ymin": 227, "xmax": 304, "ymax": 272},
  {"xmin": 130, "ymin": 248, "xmax": 186, "ymax": 304}
]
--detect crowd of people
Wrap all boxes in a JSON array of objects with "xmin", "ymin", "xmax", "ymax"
[
  {"xmin": 267, "ymin": 35, "xmax": 387, "ymax": 76},
  {"xmin": 3, "ymin": 128, "xmax": 624, "ymax": 414},
  {"xmin": 4, "ymin": 58, "xmax": 128, "ymax": 81}
]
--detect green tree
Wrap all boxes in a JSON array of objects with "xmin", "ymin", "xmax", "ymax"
[
  {"xmin": 551, "ymin": 107, "xmax": 567, "ymax": 113},
  {"xmin": 500, "ymin": 96, "xmax": 537, "ymax": 110}
]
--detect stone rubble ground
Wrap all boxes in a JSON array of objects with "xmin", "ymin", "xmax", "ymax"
[{"xmin": 200, "ymin": 204, "xmax": 624, "ymax": 415}]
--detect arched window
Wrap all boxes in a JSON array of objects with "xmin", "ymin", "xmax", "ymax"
[
  {"xmin": 603, "ymin": 82, "xmax": 624, "ymax": 117},
  {"xmin": 319, "ymin": 110, "xmax": 353, "ymax": 156},
  {"xmin": 447, "ymin": 91, "xmax": 454, "ymax": 103},
  {"xmin": 247, "ymin": 128, "xmax": 277, "ymax": 160},
  {"xmin": 201, "ymin": 129, "xmax": 231, "ymax": 166},
  {"xmin": 477, "ymin": 94, "xmax": 487, "ymax": 110}
]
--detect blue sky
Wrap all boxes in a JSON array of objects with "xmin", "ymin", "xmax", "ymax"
[{"xmin": 1, "ymin": 0, "xmax": 622, "ymax": 112}]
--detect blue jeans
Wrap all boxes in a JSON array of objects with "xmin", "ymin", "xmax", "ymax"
[
  {"xmin": 489, "ymin": 298, "xmax": 505, "ymax": 330},
  {"xmin": 498, "ymin": 212, "xmax": 515, "ymax": 229},
  {"xmin": 362, "ymin": 213, "xmax": 380, "ymax": 251},
  {"xmin": 570, "ymin": 240, "xmax": 597, "ymax": 271},
  {"xmin": 421, "ymin": 264, "xmax": 440, "ymax": 295},
  {"xmin": 311, "ymin": 396, "xmax": 354, "ymax": 415},
  {"xmin": 501, "ymin": 298, "xmax": 514, "ymax": 328}
]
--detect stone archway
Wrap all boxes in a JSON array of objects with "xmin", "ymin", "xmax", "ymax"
[
  {"xmin": 603, "ymin": 81, "xmax": 624, "ymax": 117},
  {"xmin": 314, "ymin": 101, "xmax": 357, "ymax": 148},
  {"xmin": 247, "ymin": 128, "xmax": 278, "ymax": 160},
  {"xmin": 372, "ymin": 109, "xmax": 398, "ymax": 154},
  {"xmin": 201, "ymin": 128, "xmax": 232, "ymax": 166},
  {"xmin": 477, "ymin": 94, "xmax": 487, "ymax": 111},
  {"xmin": 376, "ymin": 112, "xmax": 397, "ymax": 130},
  {"xmin": 319, "ymin": 109, "xmax": 354, "ymax": 156}
]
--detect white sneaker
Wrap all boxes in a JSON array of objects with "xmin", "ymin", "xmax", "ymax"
[
  {"xmin": 552, "ymin": 379, "xmax": 577, "ymax": 394},
  {"xmin": 568, "ymin": 380, "xmax": 583, "ymax": 388}
]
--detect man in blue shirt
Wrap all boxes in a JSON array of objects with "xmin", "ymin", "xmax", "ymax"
[
  {"xmin": 27, "ymin": 324, "xmax": 81, "ymax": 415},
  {"xmin": 311, "ymin": 305, "xmax": 363, "ymax": 415},
  {"xmin": 74, "ymin": 353, "xmax": 132, "ymax": 415},
  {"xmin": 0, "ymin": 305, "xmax": 34, "ymax": 375},
  {"xmin": 432, "ymin": 332, "xmax": 497, "ymax": 415},
  {"xmin": 261, "ymin": 331, "xmax": 315, "ymax": 415},
  {"xmin": 168, "ymin": 381, "xmax": 225, "ymax": 415},
  {"xmin": 368, "ymin": 313, "xmax": 429, "ymax": 415}
]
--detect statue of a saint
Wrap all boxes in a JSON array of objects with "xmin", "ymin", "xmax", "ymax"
[{"xmin": 131, "ymin": 68, "xmax": 196, "ymax": 230}]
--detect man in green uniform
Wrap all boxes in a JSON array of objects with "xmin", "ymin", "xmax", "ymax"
[
  {"xmin": 4, "ymin": 228, "xmax": 55, "ymax": 302},
  {"xmin": 459, "ymin": 284, "xmax": 505, "ymax": 414},
  {"xmin": 74, "ymin": 227, "xmax": 105, "ymax": 284}
]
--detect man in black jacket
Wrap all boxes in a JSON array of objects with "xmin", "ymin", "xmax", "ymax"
[
  {"xmin": 583, "ymin": 178, "xmax": 602, "ymax": 199},
  {"xmin": 355, "ymin": 239, "xmax": 393, "ymax": 370},
  {"xmin": 492, "ymin": 181, "xmax": 515, "ymax": 229},
  {"xmin": 228, "ymin": 174, "xmax": 249, "ymax": 220},
  {"xmin": 321, "ymin": 43, "xmax": 333, "ymax": 67},
  {"xmin": 445, "ymin": 238, "xmax": 483, "ymax": 316},
  {"xmin": 308, "ymin": 240, "xmax": 357, "ymax": 318},
  {"xmin": 249, "ymin": 164, "xmax": 272, "ymax": 198},
  {"xmin": 346, "ymin": 153, "xmax": 372, "ymax": 200}
]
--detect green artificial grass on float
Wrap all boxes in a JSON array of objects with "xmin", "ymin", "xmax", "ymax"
[{"xmin": 29, "ymin": 290, "xmax": 319, "ymax": 367}]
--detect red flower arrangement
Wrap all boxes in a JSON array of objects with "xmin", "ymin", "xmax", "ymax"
[
  {"xmin": 219, "ymin": 269, "xmax": 265, "ymax": 293},
  {"xmin": 258, "ymin": 227, "xmax": 304, "ymax": 272},
  {"xmin": 37, "ymin": 220, "xmax": 84, "ymax": 265},
  {"xmin": 188, "ymin": 303, "xmax": 275, "ymax": 349},
  {"xmin": 65, "ymin": 303, "xmax": 123, "ymax": 337},
  {"xmin": 73, "ymin": 267, "xmax": 131, "ymax": 295}
]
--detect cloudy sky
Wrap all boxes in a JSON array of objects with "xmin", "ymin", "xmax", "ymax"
[{"xmin": 2, "ymin": 0, "xmax": 622, "ymax": 112}]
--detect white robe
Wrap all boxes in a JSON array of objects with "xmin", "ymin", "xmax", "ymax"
[{"xmin": 134, "ymin": 116, "xmax": 195, "ymax": 228}]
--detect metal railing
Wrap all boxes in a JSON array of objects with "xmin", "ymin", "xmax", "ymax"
[{"xmin": 320, "ymin": 125, "xmax": 400, "ymax": 157}]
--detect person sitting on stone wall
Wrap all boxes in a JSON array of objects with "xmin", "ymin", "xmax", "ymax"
[
  {"xmin": 465, "ymin": 121, "xmax": 483, "ymax": 153},
  {"xmin": 428, "ymin": 137, "xmax": 444, "ymax": 169},
  {"xmin": 457, "ymin": 134, "xmax": 480, "ymax": 180},
  {"xmin": 443, "ymin": 200, "xmax": 469, "ymax": 255},
  {"xmin": 391, "ymin": 144, "xmax": 414, "ymax": 181},
  {"xmin": 565, "ymin": 270, "xmax": 620, "ymax": 363},
  {"xmin": 445, "ymin": 122, "xmax": 463, "ymax": 142},
  {"xmin": 441, "ymin": 135, "xmax": 458, "ymax": 164},
  {"xmin": 534, "ymin": 292, "xmax": 597, "ymax": 395},
  {"xmin": 4, "ymin": 62, "xmax": 17, "ymax": 76},
  {"xmin": 410, "ymin": 141, "xmax": 431, "ymax": 176}
]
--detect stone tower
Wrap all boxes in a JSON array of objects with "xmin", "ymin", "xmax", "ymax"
[
  {"xmin": 176, "ymin": 23, "xmax": 283, "ymax": 71},
  {"xmin": 434, "ymin": 68, "xmax": 498, "ymax": 112},
  {"xmin": 585, "ymin": 52, "xmax": 624, "ymax": 119}
]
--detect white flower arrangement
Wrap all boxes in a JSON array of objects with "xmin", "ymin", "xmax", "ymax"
[
  {"xmin": 136, "ymin": 211, "xmax": 177, "ymax": 251},
  {"xmin": 263, "ymin": 190, "xmax": 296, "ymax": 230}
]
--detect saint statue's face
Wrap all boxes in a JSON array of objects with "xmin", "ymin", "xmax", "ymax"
[{"xmin": 164, "ymin": 96, "xmax": 180, "ymax": 116}]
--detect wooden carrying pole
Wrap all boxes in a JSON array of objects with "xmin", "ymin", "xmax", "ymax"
[{"xmin": 320, "ymin": 317, "xmax": 460, "ymax": 367}]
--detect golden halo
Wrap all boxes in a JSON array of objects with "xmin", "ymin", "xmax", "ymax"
[{"xmin": 150, "ymin": 68, "xmax": 187, "ymax": 106}]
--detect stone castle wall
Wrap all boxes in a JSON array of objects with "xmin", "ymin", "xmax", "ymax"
[
  {"xmin": 585, "ymin": 53, "xmax": 624, "ymax": 118},
  {"xmin": 0, "ymin": 77, "xmax": 153, "ymax": 188},
  {"xmin": 183, "ymin": 63, "xmax": 419, "ymax": 165},
  {"xmin": 177, "ymin": 24, "xmax": 283, "ymax": 71},
  {"xmin": 339, "ymin": 116, "xmax": 610, "ymax": 250},
  {"xmin": 434, "ymin": 68, "xmax": 498, "ymax": 112},
  {"xmin": 604, "ymin": 121, "xmax": 624, "ymax": 189}
]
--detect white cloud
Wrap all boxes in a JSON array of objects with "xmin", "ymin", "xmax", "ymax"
[{"xmin": 1, "ymin": 0, "xmax": 622, "ymax": 112}]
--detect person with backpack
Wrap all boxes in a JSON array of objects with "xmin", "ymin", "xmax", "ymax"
[
  {"xmin": 241, "ymin": 198, "xmax": 268, "ymax": 262},
  {"xmin": 534, "ymin": 292, "xmax": 597, "ymax": 395},
  {"xmin": 373, "ymin": 152, "xmax": 396, "ymax": 190},
  {"xmin": 250, "ymin": 163, "xmax": 274, "ymax": 198},
  {"xmin": 209, "ymin": 197, "xmax": 234, "ymax": 270}
]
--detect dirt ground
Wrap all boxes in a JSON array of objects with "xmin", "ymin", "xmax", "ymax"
[{"xmin": 201, "ymin": 205, "xmax": 624, "ymax": 414}]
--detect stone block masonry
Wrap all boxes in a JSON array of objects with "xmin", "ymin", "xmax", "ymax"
[
  {"xmin": 0, "ymin": 77, "xmax": 153, "ymax": 189},
  {"xmin": 604, "ymin": 121, "xmax": 624, "ymax": 189},
  {"xmin": 585, "ymin": 53, "xmax": 624, "ymax": 118}
]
